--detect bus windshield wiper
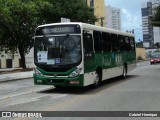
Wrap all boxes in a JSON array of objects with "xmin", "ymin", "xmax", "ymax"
[
  {"xmin": 61, "ymin": 34, "xmax": 70, "ymax": 45},
  {"xmin": 43, "ymin": 35, "xmax": 48, "ymax": 40}
]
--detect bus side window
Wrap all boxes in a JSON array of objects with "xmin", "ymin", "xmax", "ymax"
[
  {"xmin": 124, "ymin": 36, "xmax": 130, "ymax": 51},
  {"xmin": 102, "ymin": 32, "xmax": 111, "ymax": 52},
  {"xmin": 83, "ymin": 32, "xmax": 93, "ymax": 54},
  {"xmin": 111, "ymin": 34, "xmax": 118, "ymax": 52},
  {"xmin": 93, "ymin": 31, "xmax": 102, "ymax": 52},
  {"xmin": 118, "ymin": 35, "xmax": 124, "ymax": 52},
  {"xmin": 130, "ymin": 37, "xmax": 135, "ymax": 51}
]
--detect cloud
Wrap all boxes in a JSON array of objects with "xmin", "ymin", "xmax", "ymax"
[
  {"xmin": 122, "ymin": 8, "xmax": 139, "ymax": 29},
  {"xmin": 105, "ymin": 0, "xmax": 148, "ymax": 41},
  {"xmin": 120, "ymin": 8, "xmax": 143, "ymax": 41}
]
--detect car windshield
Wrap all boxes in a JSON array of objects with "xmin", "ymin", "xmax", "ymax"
[
  {"xmin": 151, "ymin": 54, "xmax": 160, "ymax": 58},
  {"xmin": 34, "ymin": 35, "xmax": 82, "ymax": 66}
]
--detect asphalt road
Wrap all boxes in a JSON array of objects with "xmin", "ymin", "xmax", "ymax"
[{"xmin": 0, "ymin": 61, "xmax": 160, "ymax": 120}]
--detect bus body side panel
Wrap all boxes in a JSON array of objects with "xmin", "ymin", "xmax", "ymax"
[
  {"xmin": 126, "ymin": 51, "xmax": 137, "ymax": 72},
  {"xmin": 83, "ymin": 71, "xmax": 96, "ymax": 86},
  {"xmin": 101, "ymin": 52, "xmax": 124, "ymax": 81}
]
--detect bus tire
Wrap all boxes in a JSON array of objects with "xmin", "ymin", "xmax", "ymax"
[{"xmin": 121, "ymin": 66, "xmax": 127, "ymax": 79}]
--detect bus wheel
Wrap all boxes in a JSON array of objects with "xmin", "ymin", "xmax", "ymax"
[
  {"xmin": 92, "ymin": 72, "xmax": 100, "ymax": 88},
  {"xmin": 121, "ymin": 66, "xmax": 127, "ymax": 79}
]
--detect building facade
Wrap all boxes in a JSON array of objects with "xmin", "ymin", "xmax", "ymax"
[
  {"xmin": 85, "ymin": 0, "xmax": 106, "ymax": 26},
  {"xmin": 105, "ymin": 5, "xmax": 121, "ymax": 30},
  {"xmin": 141, "ymin": 0, "xmax": 160, "ymax": 48}
]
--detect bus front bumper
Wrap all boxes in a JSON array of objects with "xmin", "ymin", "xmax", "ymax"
[{"xmin": 33, "ymin": 74, "xmax": 83, "ymax": 87}]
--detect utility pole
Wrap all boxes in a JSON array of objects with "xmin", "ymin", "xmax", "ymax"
[{"xmin": 100, "ymin": 17, "xmax": 104, "ymax": 27}]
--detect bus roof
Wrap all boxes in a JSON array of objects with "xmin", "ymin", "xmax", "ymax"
[{"xmin": 37, "ymin": 22, "xmax": 135, "ymax": 37}]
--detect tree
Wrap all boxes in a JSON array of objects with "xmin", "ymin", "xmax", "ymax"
[
  {"xmin": 45, "ymin": 0, "xmax": 97, "ymax": 23},
  {"xmin": 0, "ymin": 0, "xmax": 97, "ymax": 69},
  {"xmin": 152, "ymin": 5, "xmax": 160, "ymax": 27},
  {"xmin": 154, "ymin": 42, "xmax": 160, "ymax": 51},
  {"xmin": 0, "ymin": 0, "xmax": 53, "ymax": 69},
  {"xmin": 136, "ymin": 41, "xmax": 143, "ymax": 48}
]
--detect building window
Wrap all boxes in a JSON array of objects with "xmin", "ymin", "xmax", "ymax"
[
  {"xmin": 90, "ymin": 0, "xmax": 94, "ymax": 8},
  {"xmin": 141, "ymin": 8, "xmax": 149, "ymax": 17},
  {"xmin": 83, "ymin": 0, "xmax": 87, "ymax": 4}
]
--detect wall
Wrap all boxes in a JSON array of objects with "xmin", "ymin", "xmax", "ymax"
[
  {"xmin": 86, "ymin": 0, "xmax": 106, "ymax": 26},
  {"xmin": 0, "ymin": 54, "xmax": 19, "ymax": 69},
  {"xmin": 0, "ymin": 48, "xmax": 34, "ymax": 69},
  {"xmin": 25, "ymin": 48, "xmax": 34, "ymax": 68},
  {"xmin": 94, "ymin": 0, "xmax": 106, "ymax": 26},
  {"xmin": 136, "ymin": 48, "xmax": 146, "ymax": 60}
]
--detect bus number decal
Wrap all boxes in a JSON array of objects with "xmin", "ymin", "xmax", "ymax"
[
  {"xmin": 115, "ymin": 54, "xmax": 122, "ymax": 65},
  {"xmin": 102, "ymin": 56, "xmax": 111, "ymax": 66}
]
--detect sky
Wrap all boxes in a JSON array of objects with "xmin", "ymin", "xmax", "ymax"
[{"xmin": 105, "ymin": 0, "xmax": 150, "ymax": 41}]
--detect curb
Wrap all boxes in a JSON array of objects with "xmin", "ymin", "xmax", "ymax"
[
  {"xmin": 0, "ymin": 71, "xmax": 34, "ymax": 83},
  {"xmin": 0, "ymin": 77, "xmax": 33, "ymax": 83}
]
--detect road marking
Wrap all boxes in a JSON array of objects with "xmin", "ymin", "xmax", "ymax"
[
  {"xmin": 0, "ymin": 87, "xmax": 53, "ymax": 100},
  {"xmin": 44, "ymin": 95, "xmax": 92, "ymax": 111},
  {"xmin": 4, "ymin": 94, "xmax": 67, "ymax": 108},
  {"xmin": 0, "ymin": 92, "xmax": 31, "ymax": 100},
  {"xmin": 51, "ymin": 94, "xmax": 68, "ymax": 99},
  {"xmin": 4, "ymin": 95, "xmax": 48, "ymax": 107}
]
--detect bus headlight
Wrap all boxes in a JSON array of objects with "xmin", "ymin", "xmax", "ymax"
[
  {"xmin": 69, "ymin": 68, "xmax": 82, "ymax": 77},
  {"xmin": 34, "ymin": 68, "xmax": 43, "ymax": 76}
]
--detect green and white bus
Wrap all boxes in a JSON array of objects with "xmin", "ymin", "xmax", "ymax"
[{"xmin": 33, "ymin": 22, "xmax": 136, "ymax": 88}]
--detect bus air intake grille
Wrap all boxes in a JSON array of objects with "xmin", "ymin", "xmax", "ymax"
[{"xmin": 47, "ymin": 79, "xmax": 65, "ymax": 83}]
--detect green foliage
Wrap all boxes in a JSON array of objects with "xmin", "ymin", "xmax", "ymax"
[
  {"xmin": 0, "ymin": 0, "xmax": 52, "ymax": 51},
  {"xmin": 136, "ymin": 41, "xmax": 143, "ymax": 48},
  {"xmin": 0, "ymin": 0, "xmax": 54, "ymax": 68},
  {"xmin": 45, "ymin": 0, "xmax": 97, "ymax": 23},
  {"xmin": 154, "ymin": 42, "xmax": 160, "ymax": 49},
  {"xmin": 152, "ymin": 5, "xmax": 160, "ymax": 27},
  {"xmin": 0, "ymin": 0, "xmax": 97, "ymax": 68}
]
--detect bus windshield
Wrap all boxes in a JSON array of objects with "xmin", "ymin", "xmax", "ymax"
[{"xmin": 34, "ymin": 35, "xmax": 82, "ymax": 66}]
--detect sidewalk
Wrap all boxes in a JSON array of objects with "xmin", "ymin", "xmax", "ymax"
[{"xmin": 0, "ymin": 68, "xmax": 33, "ymax": 82}]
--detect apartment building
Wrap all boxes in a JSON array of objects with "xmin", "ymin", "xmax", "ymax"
[
  {"xmin": 141, "ymin": 0, "xmax": 160, "ymax": 48},
  {"xmin": 105, "ymin": 5, "xmax": 121, "ymax": 30}
]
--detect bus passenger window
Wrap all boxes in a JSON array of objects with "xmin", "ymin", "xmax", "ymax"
[
  {"xmin": 130, "ymin": 37, "xmax": 135, "ymax": 51},
  {"xmin": 124, "ymin": 36, "xmax": 130, "ymax": 51},
  {"xmin": 111, "ymin": 34, "xmax": 118, "ymax": 52},
  {"xmin": 118, "ymin": 35, "xmax": 124, "ymax": 52},
  {"xmin": 102, "ymin": 32, "xmax": 111, "ymax": 52},
  {"xmin": 83, "ymin": 32, "xmax": 93, "ymax": 54},
  {"xmin": 93, "ymin": 31, "xmax": 102, "ymax": 52}
]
